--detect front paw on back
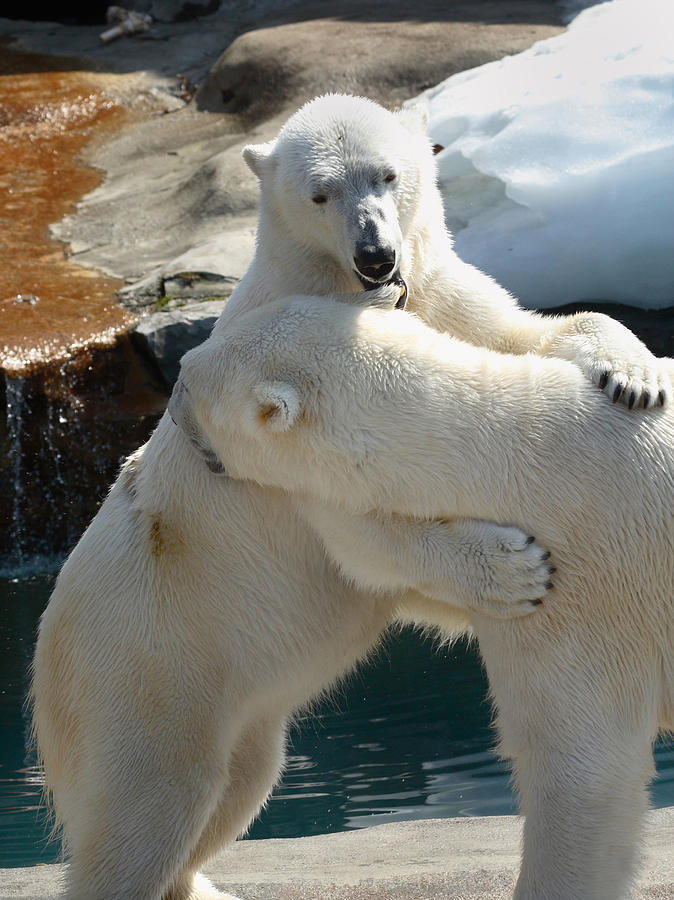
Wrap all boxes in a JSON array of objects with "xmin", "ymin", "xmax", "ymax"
[{"xmin": 595, "ymin": 361, "xmax": 672, "ymax": 410}]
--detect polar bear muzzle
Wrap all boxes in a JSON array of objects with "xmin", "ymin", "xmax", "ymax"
[{"xmin": 353, "ymin": 244, "xmax": 396, "ymax": 283}]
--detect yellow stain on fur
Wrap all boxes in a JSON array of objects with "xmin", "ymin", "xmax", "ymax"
[
  {"xmin": 149, "ymin": 512, "xmax": 184, "ymax": 559},
  {"xmin": 149, "ymin": 514, "xmax": 165, "ymax": 558}
]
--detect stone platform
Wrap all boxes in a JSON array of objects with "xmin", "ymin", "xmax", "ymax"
[{"xmin": 2, "ymin": 810, "xmax": 672, "ymax": 899}]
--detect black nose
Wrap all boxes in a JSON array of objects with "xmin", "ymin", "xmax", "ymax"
[{"xmin": 353, "ymin": 245, "xmax": 396, "ymax": 282}]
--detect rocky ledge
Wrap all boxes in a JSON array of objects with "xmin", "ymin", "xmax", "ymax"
[{"xmin": 2, "ymin": 810, "xmax": 673, "ymax": 899}]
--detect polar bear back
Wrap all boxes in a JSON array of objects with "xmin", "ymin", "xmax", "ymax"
[
  {"xmin": 185, "ymin": 294, "xmax": 674, "ymax": 535},
  {"xmin": 175, "ymin": 294, "xmax": 674, "ymax": 729}
]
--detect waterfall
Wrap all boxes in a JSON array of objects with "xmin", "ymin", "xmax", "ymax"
[
  {"xmin": 4, "ymin": 375, "xmax": 28, "ymax": 569},
  {"xmin": 0, "ymin": 337, "xmax": 166, "ymax": 576},
  {"xmin": 1, "ymin": 370, "xmax": 82, "ymax": 574}
]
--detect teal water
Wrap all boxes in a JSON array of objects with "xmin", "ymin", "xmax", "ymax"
[{"xmin": 2, "ymin": 571, "xmax": 673, "ymax": 866}]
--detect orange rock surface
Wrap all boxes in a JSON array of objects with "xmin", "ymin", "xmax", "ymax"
[{"xmin": 0, "ymin": 45, "xmax": 135, "ymax": 375}]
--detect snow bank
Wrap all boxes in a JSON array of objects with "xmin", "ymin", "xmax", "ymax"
[{"xmin": 415, "ymin": 0, "xmax": 674, "ymax": 309}]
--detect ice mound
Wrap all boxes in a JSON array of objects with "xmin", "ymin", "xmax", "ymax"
[{"xmin": 416, "ymin": 0, "xmax": 674, "ymax": 309}]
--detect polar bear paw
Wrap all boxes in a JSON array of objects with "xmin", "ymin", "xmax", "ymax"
[
  {"xmin": 555, "ymin": 312, "xmax": 672, "ymax": 410},
  {"xmin": 447, "ymin": 521, "xmax": 555, "ymax": 619},
  {"xmin": 180, "ymin": 873, "xmax": 244, "ymax": 900},
  {"xmin": 474, "ymin": 524, "xmax": 554, "ymax": 618},
  {"xmin": 592, "ymin": 353, "xmax": 672, "ymax": 410}
]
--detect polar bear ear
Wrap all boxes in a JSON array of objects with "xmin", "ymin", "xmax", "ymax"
[
  {"xmin": 242, "ymin": 140, "xmax": 278, "ymax": 180},
  {"xmin": 396, "ymin": 104, "xmax": 429, "ymax": 135},
  {"xmin": 253, "ymin": 381, "xmax": 302, "ymax": 432}
]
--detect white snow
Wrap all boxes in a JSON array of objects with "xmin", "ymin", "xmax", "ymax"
[{"xmin": 415, "ymin": 0, "xmax": 674, "ymax": 309}]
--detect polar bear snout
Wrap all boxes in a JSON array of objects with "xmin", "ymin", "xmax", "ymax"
[{"xmin": 353, "ymin": 243, "xmax": 397, "ymax": 284}]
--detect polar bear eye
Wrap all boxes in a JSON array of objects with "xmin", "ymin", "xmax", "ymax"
[
  {"xmin": 383, "ymin": 172, "xmax": 397, "ymax": 184},
  {"xmin": 312, "ymin": 194, "xmax": 328, "ymax": 204}
]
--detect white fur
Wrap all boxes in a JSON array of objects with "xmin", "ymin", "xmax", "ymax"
[
  {"xmin": 31, "ymin": 94, "xmax": 672, "ymax": 900},
  {"xmin": 177, "ymin": 294, "xmax": 674, "ymax": 900}
]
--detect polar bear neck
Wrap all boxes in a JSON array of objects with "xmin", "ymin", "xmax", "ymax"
[{"xmin": 226, "ymin": 210, "xmax": 432, "ymax": 324}]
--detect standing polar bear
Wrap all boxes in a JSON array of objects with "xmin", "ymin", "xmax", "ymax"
[
  {"xmin": 171, "ymin": 288, "xmax": 674, "ymax": 900},
  {"xmin": 32, "ymin": 93, "xmax": 671, "ymax": 900}
]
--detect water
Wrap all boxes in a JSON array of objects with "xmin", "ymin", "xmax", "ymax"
[{"xmin": 2, "ymin": 570, "xmax": 673, "ymax": 867}]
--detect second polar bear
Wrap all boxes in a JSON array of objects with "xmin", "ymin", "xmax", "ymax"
[
  {"xmin": 32, "ymin": 93, "xmax": 672, "ymax": 900},
  {"xmin": 171, "ymin": 288, "xmax": 674, "ymax": 900}
]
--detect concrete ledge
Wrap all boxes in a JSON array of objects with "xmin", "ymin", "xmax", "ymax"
[{"xmin": 3, "ymin": 809, "xmax": 672, "ymax": 899}]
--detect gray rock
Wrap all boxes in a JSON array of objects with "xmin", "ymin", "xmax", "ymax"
[
  {"xmin": 163, "ymin": 270, "xmax": 238, "ymax": 300},
  {"xmin": 118, "ymin": 224, "xmax": 257, "ymax": 308},
  {"xmin": 131, "ymin": 299, "xmax": 227, "ymax": 386},
  {"xmin": 196, "ymin": 0, "xmax": 564, "ymax": 122}
]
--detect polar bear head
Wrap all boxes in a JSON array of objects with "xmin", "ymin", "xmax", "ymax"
[
  {"xmin": 168, "ymin": 298, "xmax": 321, "ymax": 487},
  {"xmin": 242, "ymin": 94, "xmax": 439, "ymax": 293},
  {"xmin": 168, "ymin": 291, "xmax": 436, "ymax": 500}
]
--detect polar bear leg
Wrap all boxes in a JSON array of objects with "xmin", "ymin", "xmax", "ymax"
[
  {"xmin": 476, "ymin": 620, "xmax": 657, "ymax": 900},
  {"xmin": 511, "ymin": 727, "xmax": 654, "ymax": 900},
  {"xmin": 62, "ymin": 709, "xmax": 235, "ymax": 900},
  {"xmin": 64, "ymin": 768, "xmax": 227, "ymax": 900},
  {"xmin": 167, "ymin": 715, "xmax": 287, "ymax": 900},
  {"xmin": 302, "ymin": 500, "xmax": 554, "ymax": 617}
]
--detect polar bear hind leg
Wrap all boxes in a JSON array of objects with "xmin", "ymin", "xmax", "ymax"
[
  {"xmin": 63, "ymin": 758, "xmax": 227, "ymax": 900},
  {"xmin": 166, "ymin": 715, "xmax": 288, "ymax": 900},
  {"xmin": 60, "ymin": 699, "xmax": 242, "ymax": 900},
  {"xmin": 476, "ymin": 617, "xmax": 659, "ymax": 900},
  {"xmin": 511, "ymin": 722, "xmax": 655, "ymax": 900}
]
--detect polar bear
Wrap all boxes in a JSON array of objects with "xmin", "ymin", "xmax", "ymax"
[
  {"xmin": 32, "ymin": 93, "xmax": 671, "ymax": 900},
  {"xmin": 169, "ymin": 287, "xmax": 674, "ymax": 900}
]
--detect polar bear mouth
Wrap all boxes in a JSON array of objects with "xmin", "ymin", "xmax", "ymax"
[{"xmin": 357, "ymin": 271, "xmax": 408, "ymax": 309}]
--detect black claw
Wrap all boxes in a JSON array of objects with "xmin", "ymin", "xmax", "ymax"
[
  {"xmin": 598, "ymin": 371, "xmax": 609, "ymax": 390},
  {"xmin": 612, "ymin": 385, "xmax": 622, "ymax": 403},
  {"xmin": 548, "ymin": 565, "xmax": 557, "ymax": 575},
  {"xmin": 541, "ymin": 550, "xmax": 551, "ymax": 560},
  {"xmin": 628, "ymin": 391, "xmax": 636, "ymax": 410},
  {"xmin": 642, "ymin": 391, "xmax": 650, "ymax": 409},
  {"xmin": 659, "ymin": 389, "xmax": 666, "ymax": 406},
  {"xmin": 526, "ymin": 535, "xmax": 535, "ymax": 545},
  {"xmin": 531, "ymin": 598, "xmax": 544, "ymax": 606},
  {"xmin": 545, "ymin": 581, "xmax": 554, "ymax": 591}
]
